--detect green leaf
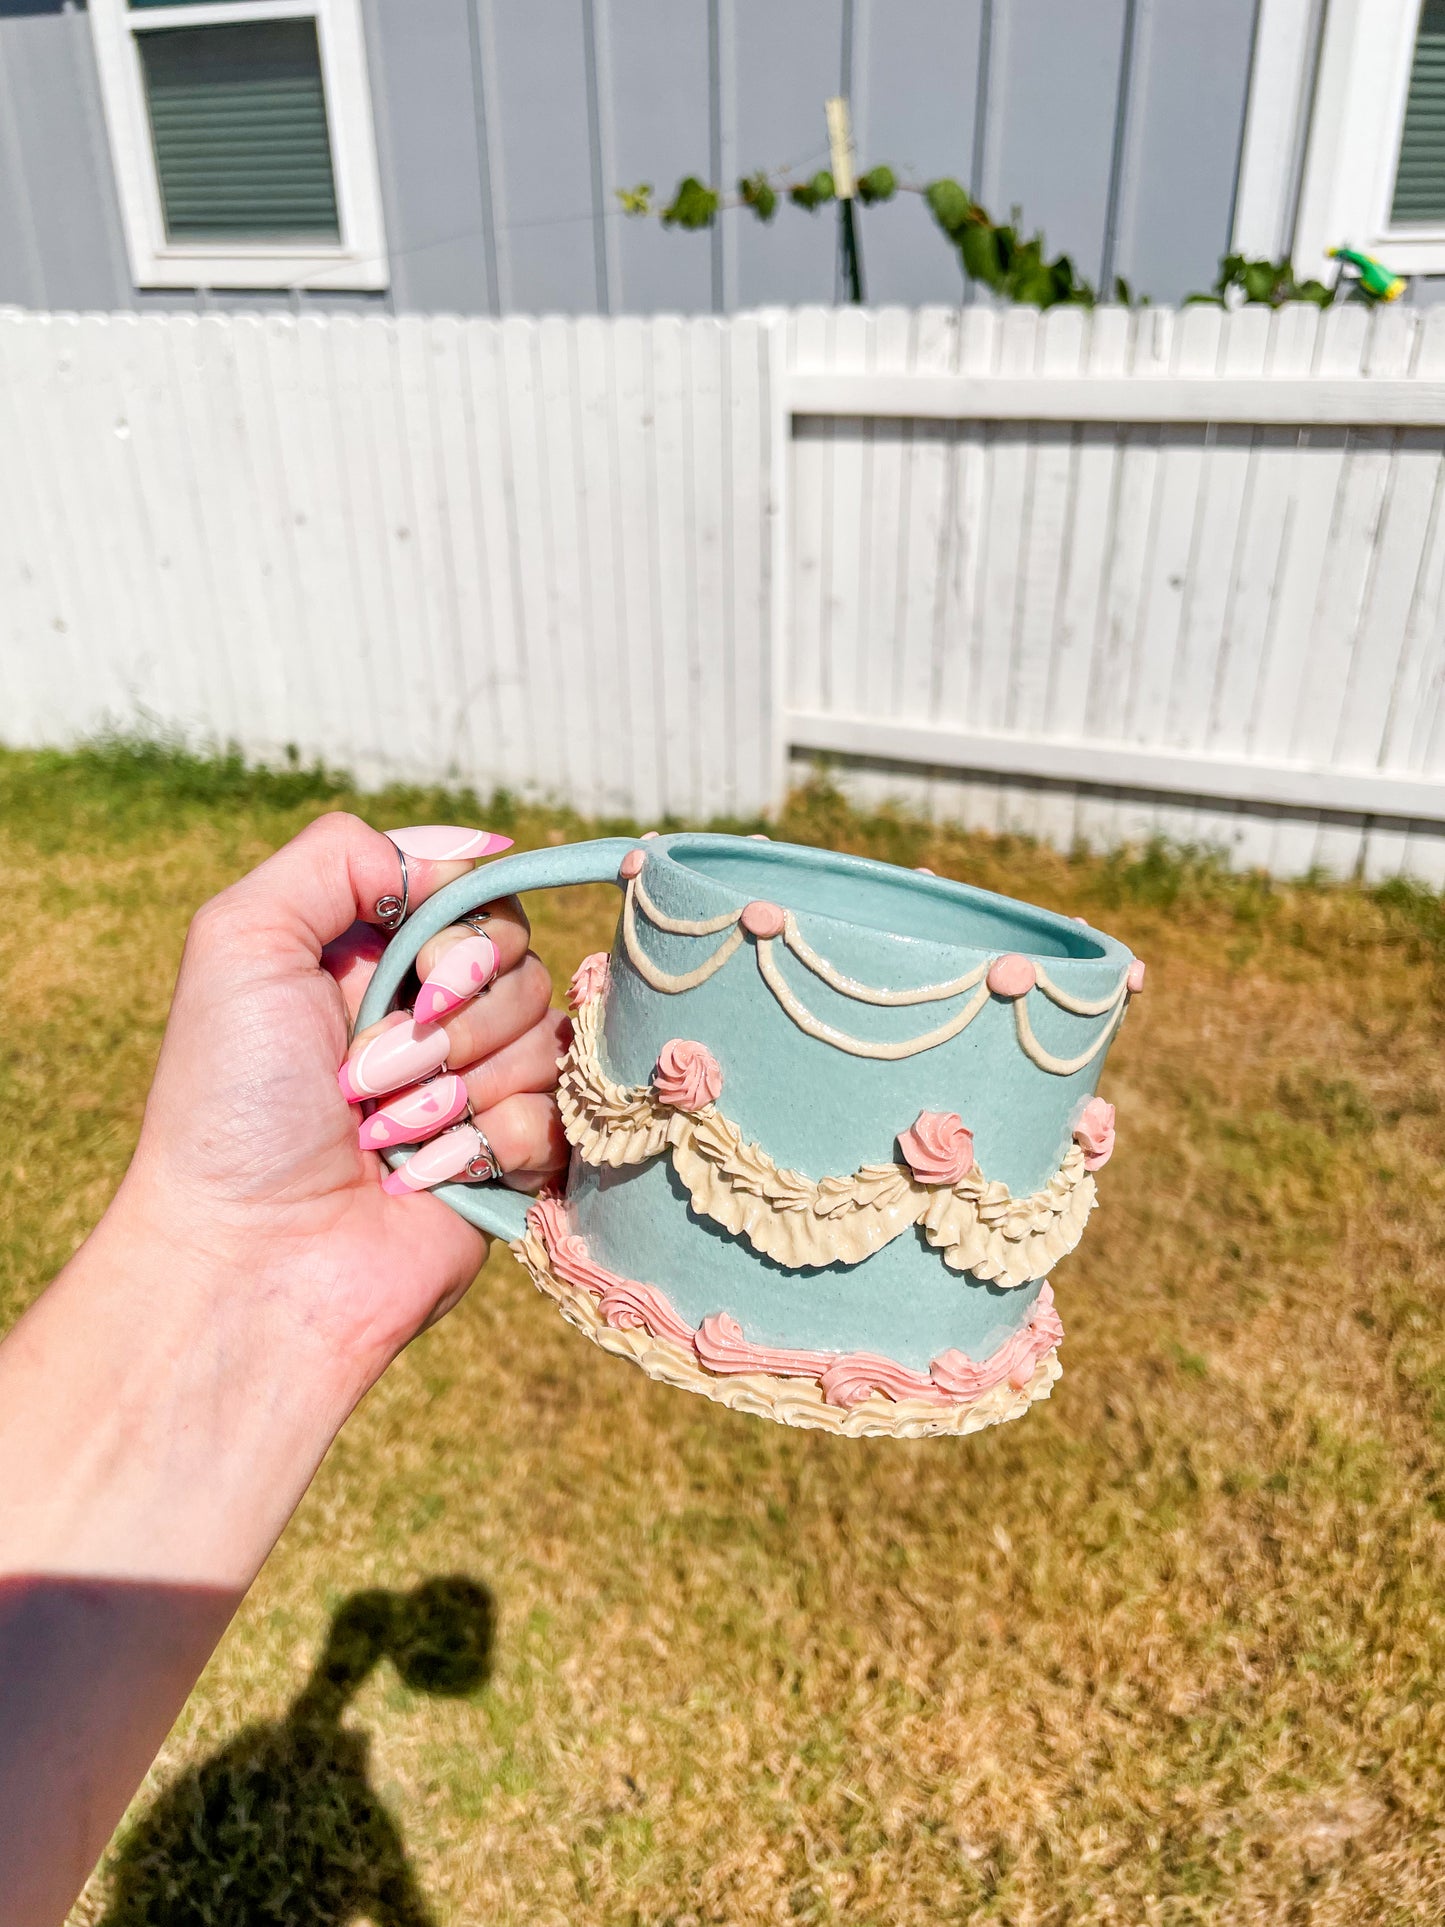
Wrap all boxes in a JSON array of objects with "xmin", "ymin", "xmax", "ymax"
[
  {"xmin": 661, "ymin": 176, "xmax": 720, "ymax": 230},
  {"xmin": 959, "ymin": 220, "xmax": 1002, "ymax": 286},
  {"xmin": 1296, "ymin": 277, "xmax": 1335, "ymax": 307},
  {"xmin": 615, "ymin": 183, "xmax": 653, "ymax": 217},
  {"xmin": 789, "ymin": 170, "xmax": 836, "ymax": 212},
  {"xmin": 925, "ymin": 177, "xmax": 973, "ymax": 238},
  {"xmin": 1241, "ymin": 260, "xmax": 1279, "ymax": 304},
  {"xmin": 738, "ymin": 172, "xmax": 778, "ymax": 222},
  {"xmin": 1114, "ymin": 274, "xmax": 1134, "ymax": 305},
  {"xmin": 856, "ymin": 165, "xmax": 897, "ymax": 205}
]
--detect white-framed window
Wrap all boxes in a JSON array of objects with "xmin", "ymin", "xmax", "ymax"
[
  {"xmin": 1294, "ymin": 0, "xmax": 1445, "ymax": 282},
  {"xmin": 89, "ymin": 0, "xmax": 388, "ymax": 291}
]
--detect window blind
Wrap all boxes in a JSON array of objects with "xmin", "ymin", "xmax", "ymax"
[
  {"xmin": 1393, "ymin": 0, "xmax": 1445, "ymax": 223},
  {"xmin": 138, "ymin": 19, "xmax": 340, "ymax": 242}
]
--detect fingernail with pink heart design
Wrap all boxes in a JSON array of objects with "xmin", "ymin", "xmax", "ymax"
[
  {"xmin": 382, "ymin": 1125, "xmax": 490, "ymax": 1196},
  {"xmin": 386, "ymin": 826, "xmax": 514, "ymax": 862},
  {"xmin": 357, "ymin": 1074, "xmax": 470, "ymax": 1151},
  {"xmin": 413, "ymin": 933, "xmax": 499, "ymax": 1024},
  {"xmin": 337, "ymin": 1018, "xmax": 450, "ymax": 1104}
]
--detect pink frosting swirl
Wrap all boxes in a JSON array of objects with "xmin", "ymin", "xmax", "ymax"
[
  {"xmin": 526, "ymin": 1199, "xmax": 1064, "ymax": 1411},
  {"xmin": 567, "ymin": 951, "xmax": 610, "ymax": 1009},
  {"xmin": 897, "ymin": 1110, "xmax": 975, "ymax": 1186},
  {"xmin": 652, "ymin": 1038, "xmax": 723, "ymax": 1112},
  {"xmin": 1073, "ymin": 1096, "xmax": 1116, "ymax": 1171}
]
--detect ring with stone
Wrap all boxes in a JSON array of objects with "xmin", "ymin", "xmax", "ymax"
[
  {"xmin": 464, "ymin": 1126, "xmax": 503, "ymax": 1183},
  {"xmin": 374, "ymin": 846, "xmax": 410, "ymax": 931}
]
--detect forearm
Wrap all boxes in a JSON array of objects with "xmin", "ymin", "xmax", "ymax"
[{"xmin": 0, "ymin": 1184, "xmax": 368, "ymax": 1926}]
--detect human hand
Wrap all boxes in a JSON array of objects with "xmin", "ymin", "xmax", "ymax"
[{"xmin": 117, "ymin": 813, "xmax": 569, "ymax": 1399}]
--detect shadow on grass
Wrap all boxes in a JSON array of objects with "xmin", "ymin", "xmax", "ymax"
[{"xmin": 100, "ymin": 1577, "xmax": 495, "ymax": 1927}]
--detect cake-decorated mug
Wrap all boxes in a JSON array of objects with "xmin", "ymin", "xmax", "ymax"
[{"xmin": 356, "ymin": 835, "xmax": 1141, "ymax": 1439}]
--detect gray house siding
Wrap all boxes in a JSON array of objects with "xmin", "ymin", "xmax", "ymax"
[{"xmin": 0, "ymin": 0, "xmax": 1262, "ymax": 316}]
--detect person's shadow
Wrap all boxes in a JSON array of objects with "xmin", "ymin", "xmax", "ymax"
[{"xmin": 99, "ymin": 1576, "xmax": 495, "ymax": 1927}]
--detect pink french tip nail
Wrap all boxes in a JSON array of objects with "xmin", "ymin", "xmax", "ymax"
[
  {"xmin": 413, "ymin": 933, "xmax": 499, "ymax": 1024},
  {"xmin": 385, "ymin": 826, "xmax": 514, "ymax": 863},
  {"xmin": 337, "ymin": 1017, "xmax": 451, "ymax": 1104},
  {"xmin": 358, "ymin": 1074, "xmax": 470, "ymax": 1151},
  {"xmin": 381, "ymin": 1125, "xmax": 483, "ymax": 1195}
]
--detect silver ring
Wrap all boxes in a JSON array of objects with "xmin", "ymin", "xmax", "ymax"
[
  {"xmin": 461, "ymin": 909, "xmax": 492, "ymax": 936},
  {"xmin": 375, "ymin": 847, "xmax": 410, "ymax": 931},
  {"xmin": 464, "ymin": 1125, "xmax": 502, "ymax": 1183}
]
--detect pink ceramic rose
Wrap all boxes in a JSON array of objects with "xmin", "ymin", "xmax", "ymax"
[
  {"xmin": 1073, "ymin": 1096, "xmax": 1116, "ymax": 1170},
  {"xmin": 567, "ymin": 951, "xmax": 611, "ymax": 1010},
  {"xmin": 653, "ymin": 1038, "xmax": 723, "ymax": 1112},
  {"xmin": 898, "ymin": 1110, "xmax": 975, "ymax": 1186}
]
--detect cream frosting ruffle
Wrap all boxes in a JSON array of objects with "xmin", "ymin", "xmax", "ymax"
[
  {"xmin": 557, "ymin": 995, "xmax": 1097, "ymax": 1286},
  {"xmin": 513, "ymin": 1213, "xmax": 1062, "ymax": 1440}
]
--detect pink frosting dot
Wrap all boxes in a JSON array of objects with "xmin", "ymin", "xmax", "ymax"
[
  {"xmin": 619, "ymin": 848, "xmax": 645, "ymax": 880},
  {"xmin": 1127, "ymin": 958, "xmax": 1146, "ymax": 993},
  {"xmin": 641, "ymin": 829, "xmax": 660, "ymax": 840},
  {"xmin": 740, "ymin": 899, "xmax": 786, "ymax": 938},
  {"xmin": 915, "ymin": 865, "xmax": 935, "ymax": 876},
  {"xmin": 653, "ymin": 1038, "xmax": 723, "ymax": 1112},
  {"xmin": 987, "ymin": 953, "xmax": 1037, "ymax": 999}
]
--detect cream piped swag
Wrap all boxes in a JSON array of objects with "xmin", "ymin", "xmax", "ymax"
[{"xmin": 559, "ymin": 972, "xmax": 1102, "ymax": 1288}]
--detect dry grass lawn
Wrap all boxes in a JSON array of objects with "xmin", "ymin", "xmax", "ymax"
[{"xmin": 3, "ymin": 743, "xmax": 1445, "ymax": 1925}]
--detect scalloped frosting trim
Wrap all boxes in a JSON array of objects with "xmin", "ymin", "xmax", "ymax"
[
  {"xmin": 556, "ymin": 994, "xmax": 1096, "ymax": 1286},
  {"xmin": 623, "ymin": 872, "xmax": 1134, "ymax": 1073},
  {"xmin": 512, "ymin": 1194, "xmax": 1064, "ymax": 1439}
]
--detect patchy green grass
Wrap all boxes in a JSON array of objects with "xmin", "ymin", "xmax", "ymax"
[{"xmin": 3, "ymin": 742, "xmax": 1444, "ymax": 1923}]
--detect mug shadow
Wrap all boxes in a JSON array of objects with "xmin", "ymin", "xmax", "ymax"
[{"xmin": 99, "ymin": 1576, "xmax": 495, "ymax": 1927}]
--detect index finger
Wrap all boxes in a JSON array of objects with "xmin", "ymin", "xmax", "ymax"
[{"xmin": 223, "ymin": 814, "xmax": 512, "ymax": 957}]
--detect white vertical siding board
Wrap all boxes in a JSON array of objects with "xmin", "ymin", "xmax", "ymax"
[
  {"xmin": 605, "ymin": 314, "xmax": 662, "ymax": 822},
  {"xmin": 860, "ymin": 308, "xmax": 913, "ymax": 730},
  {"xmin": 787, "ymin": 306, "xmax": 833, "ymax": 722},
  {"xmin": 535, "ymin": 316, "xmax": 600, "ymax": 813},
  {"xmin": 47, "ymin": 317, "xmax": 149, "ymax": 734},
  {"xmin": 685, "ymin": 317, "xmax": 732, "ymax": 818},
  {"xmin": 1249, "ymin": 303, "xmax": 1361, "ymax": 874},
  {"xmin": 458, "ymin": 319, "xmax": 532, "ymax": 800},
  {"xmin": 1212, "ymin": 303, "xmax": 1321, "ymax": 870},
  {"xmin": 1001, "ymin": 307, "xmax": 1085, "ymax": 846},
  {"xmin": 1169, "ymin": 308, "xmax": 1270, "ymax": 750},
  {"xmin": 646, "ymin": 315, "xmax": 695, "ymax": 817},
  {"xmin": 889, "ymin": 307, "xmax": 963, "ymax": 731},
  {"xmin": 1382, "ymin": 311, "xmax": 1445, "ymax": 777},
  {"xmin": 725, "ymin": 315, "xmax": 769, "ymax": 817},
  {"xmin": 1, "ymin": 314, "xmax": 98, "ymax": 740},
  {"xmin": 1064, "ymin": 307, "xmax": 1134, "ymax": 859},
  {"xmin": 164, "ymin": 315, "xmax": 270, "ymax": 751},
  {"xmin": 0, "ymin": 315, "xmax": 71, "ymax": 742},
  {"xmin": 314, "ymin": 315, "xmax": 401, "ymax": 783},
  {"xmin": 569, "ymin": 315, "xmax": 628, "ymax": 814},
  {"xmin": 1298, "ymin": 307, "xmax": 1403, "ymax": 876},
  {"xmin": 969, "ymin": 306, "xmax": 1034, "ymax": 738},
  {"xmin": 1084, "ymin": 310, "xmax": 1166, "ymax": 846},
  {"xmin": 394, "ymin": 316, "xmax": 473, "ymax": 781},
  {"xmin": 236, "ymin": 317, "xmax": 331, "ymax": 765},
  {"xmin": 420, "ymin": 315, "xmax": 488, "ymax": 788},
  {"xmin": 496, "ymin": 315, "xmax": 562, "ymax": 801},
  {"xmin": 300, "ymin": 313, "xmax": 387, "ymax": 781},
  {"xmin": 935, "ymin": 304, "xmax": 995, "ymax": 832},
  {"xmin": 820, "ymin": 306, "xmax": 872, "ymax": 724}
]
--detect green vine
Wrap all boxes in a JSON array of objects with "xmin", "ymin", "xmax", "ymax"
[{"xmin": 617, "ymin": 167, "xmax": 1395, "ymax": 311}]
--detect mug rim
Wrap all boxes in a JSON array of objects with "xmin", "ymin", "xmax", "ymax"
[{"xmin": 644, "ymin": 832, "xmax": 1129, "ymax": 970}]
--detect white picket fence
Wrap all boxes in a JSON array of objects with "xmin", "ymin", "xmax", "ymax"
[{"xmin": 2, "ymin": 302, "xmax": 1444, "ymax": 883}]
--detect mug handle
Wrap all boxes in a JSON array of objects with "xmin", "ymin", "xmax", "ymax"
[{"xmin": 353, "ymin": 836, "xmax": 638, "ymax": 1243}]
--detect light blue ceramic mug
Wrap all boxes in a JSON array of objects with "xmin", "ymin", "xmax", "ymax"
[{"xmin": 356, "ymin": 835, "xmax": 1140, "ymax": 1439}]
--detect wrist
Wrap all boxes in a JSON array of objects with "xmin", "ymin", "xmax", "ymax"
[{"xmin": 0, "ymin": 1184, "xmax": 368, "ymax": 1587}]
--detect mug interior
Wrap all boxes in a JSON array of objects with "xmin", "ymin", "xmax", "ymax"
[{"xmin": 670, "ymin": 839, "xmax": 1103, "ymax": 959}]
